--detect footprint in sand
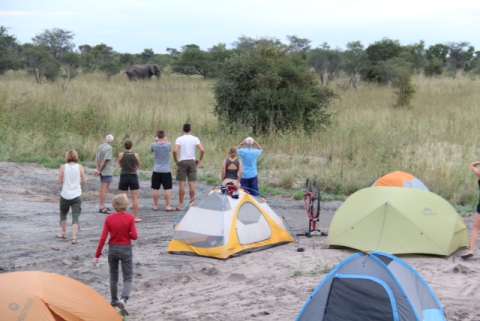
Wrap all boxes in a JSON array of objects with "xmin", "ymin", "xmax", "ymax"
[{"xmin": 228, "ymin": 273, "xmax": 247, "ymax": 281}]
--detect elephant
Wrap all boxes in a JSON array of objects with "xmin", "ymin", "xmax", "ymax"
[{"xmin": 125, "ymin": 64, "xmax": 161, "ymax": 80}]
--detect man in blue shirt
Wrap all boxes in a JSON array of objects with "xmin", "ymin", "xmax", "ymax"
[{"xmin": 238, "ymin": 137, "xmax": 263, "ymax": 196}]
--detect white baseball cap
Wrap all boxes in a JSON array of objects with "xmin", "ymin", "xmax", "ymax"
[{"xmin": 245, "ymin": 137, "xmax": 254, "ymax": 144}]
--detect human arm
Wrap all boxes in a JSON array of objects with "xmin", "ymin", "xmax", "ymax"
[
  {"xmin": 252, "ymin": 140, "xmax": 262, "ymax": 150},
  {"xmin": 197, "ymin": 142, "xmax": 205, "ymax": 166},
  {"xmin": 129, "ymin": 217, "xmax": 138, "ymax": 240},
  {"xmin": 95, "ymin": 220, "xmax": 109, "ymax": 258},
  {"xmin": 173, "ymin": 144, "xmax": 180, "ymax": 163},
  {"xmin": 135, "ymin": 153, "xmax": 141, "ymax": 170},
  {"xmin": 470, "ymin": 161, "xmax": 480, "ymax": 178},
  {"xmin": 238, "ymin": 160, "xmax": 244, "ymax": 179},
  {"xmin": 220, "ymin": 160, "xmax": 227, "ymax": 180},
  {"xmin": 79, "ymin": 165, "xmax": 86, "ymax": 184},
  {"xmin": 58, "ymin": 165, "xmax": 65, "ymax": 185},
  {"xmin": 117, "ymin": 152, "xmax": 124, "ymax": 168}
]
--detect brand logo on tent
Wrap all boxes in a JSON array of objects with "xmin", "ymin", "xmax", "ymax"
[
  {"xmin": 423, "ymin": 208, "xmax": 435, "ymax": 216},
  {"xmin": 8, "ymin": 302, "xmax": 20, "ymax": 311}
]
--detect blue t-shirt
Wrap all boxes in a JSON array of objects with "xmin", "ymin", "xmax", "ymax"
[{"xmin": 238, "ymin": 148, "xmax": 262, "ymax": 179}]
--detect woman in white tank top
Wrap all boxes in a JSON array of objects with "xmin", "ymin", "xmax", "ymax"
[{"xmin": 58, "ymin": 150, "xmax": 86, "ymax": 244}]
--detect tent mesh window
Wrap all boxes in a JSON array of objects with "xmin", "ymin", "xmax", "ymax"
[
  {"xmin": 197, "ymin": 192, "xmax": 231, "ymax": 211},
  {"xmin": 236, "ymin": 202, "xmax": 272, "ymax": 245},
  {"xmin": 323, "ymin": 277, "xmax": 395, "ymax": 321},
  {"xmin": 173, "ymin": 193, "xmax": 229, "ymax": 248}
]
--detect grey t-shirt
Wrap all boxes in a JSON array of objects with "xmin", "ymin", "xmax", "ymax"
[
  {"xmin": 151, "ymin": 142, "xmax": 171, "ymax": 173},
  {"xmin": 96, "ymin": 143, "xmax": 114, "ymax": 176}
]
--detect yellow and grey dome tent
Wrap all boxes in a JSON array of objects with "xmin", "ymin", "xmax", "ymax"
[
  {"xmin": 328, "ymin": 187, "xmax": 468, "ymax": 256},
  {"xmin": 168, "ymin": 189, "xmax": 294, "ymax": 259}
]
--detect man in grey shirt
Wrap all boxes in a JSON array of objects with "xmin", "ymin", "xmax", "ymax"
[
  {"xmin": 95, "ymin": 134, "xmax": 115, "ymax": 214},
  {"xmin": 151, "ymin": 130, "xmax": 174, "ymax": 211}
]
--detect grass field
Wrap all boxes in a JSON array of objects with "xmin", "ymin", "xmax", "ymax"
[{"xmin": 1, "ymin": 71, "xmax": 479, "ymax": 205}]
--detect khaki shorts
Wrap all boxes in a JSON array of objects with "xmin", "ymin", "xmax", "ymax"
[{"xmin": 176, "ymin": 160, "xmax": 197, "ymax": 182}]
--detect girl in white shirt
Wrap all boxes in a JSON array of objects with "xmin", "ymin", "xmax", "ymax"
[{"xmin": 58, "ymin": 150, "xmax": 86, "ymax": 244}]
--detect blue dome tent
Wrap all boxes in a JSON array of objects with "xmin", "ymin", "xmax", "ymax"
[{"xmin": 296, "ymin": 252, "xmax": 446, "ymax": 321}]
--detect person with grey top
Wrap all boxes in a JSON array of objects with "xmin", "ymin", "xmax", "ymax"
[
  {"xmin": 118, "ymin": 140, "xmax": 142, "ymax": 222},
  {"xmin": 95, "ymin": 134, "xmax": 115, "ymax": 214},
  {"xmin": 151, "ymin": 130, "xmax": 174, "ymax": 211}
]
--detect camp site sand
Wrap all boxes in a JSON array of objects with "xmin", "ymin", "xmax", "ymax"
[{"xmin": 1, "ymin": 162, "xmax": 479, "ymax": 321}]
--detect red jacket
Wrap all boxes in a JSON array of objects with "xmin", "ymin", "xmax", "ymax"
[{"xmin": 95, "ymin": 212, "xmax": 138, "ymax": 258}]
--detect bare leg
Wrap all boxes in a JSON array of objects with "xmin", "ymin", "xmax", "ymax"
[
  {"xmin": 60, "ymin": 221, "xmax": 67, "ymax": 238},
  {"xmin": 468, "ymin": 214, "xmax": 480, "ymax": 254},
  {"xmin": 72, "ymin": 223, "xmax": 79, "ymax": 241},
  {"xmin": 188, "ymin": 181, "xmax": 197, "ymax": 206},
  {"xmin": 178, "ymin": 181, "xmax": 186, "ymax": 208},
  {"xmin": 131, "ymin": 190, "xmax": 140, "ymax": 217},
  {"xmin": 99, "ymin": 182, "xmax": 110, "ymax": 209},
  {"xmin": 152, "ymin": 189, "xmax": 160, "ymax": 209},
  {"xmin": 165, "ymin": 190, "xmax": 173, "ymax": 210}
]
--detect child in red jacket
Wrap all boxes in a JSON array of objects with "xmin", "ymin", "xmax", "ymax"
[{"xmin": 96, "ymin": 193, "xmax": 138, "ymax": 314}]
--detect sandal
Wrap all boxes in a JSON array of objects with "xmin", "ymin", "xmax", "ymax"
[
  {"xmin": 165, "ymin": 207, "xmax": 175, "ymax": 212},
  {"xmin": 56, "ymin": 234, "xmax": 66, "ymax": 240},
  {"xmin": 135, "ymin": 218, "xmax": 143, "ymax": 223},
  {"xmin": 461, "ymin": 252, "xmax": 474, "ymax": 260},
  {"xmin": 71, "ymin": 239, "xmax": 78, "ymax": 245},
  {"xmin": 99, "ymin": 208, "xmax": 110, "ymax": 214}
]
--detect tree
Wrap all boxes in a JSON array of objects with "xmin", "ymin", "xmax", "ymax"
[
  {"xmin": 214, "ymin": 42, "xmax": 335, "ymax": 134},
  {"xmin": 308, "ymin": 43, "xmax": 342, "ymax": 85},
  {"xmin": 0, "ymin": 26, "xmax": 20, "ymax": 74},
  {"xmin": 32, "ymin": 28, "xmax": 75, "ymax": 61},
  {"xmin": 363, "ymin": 39, "xmax": 403, "ymax": 83},
  {"xmin": 140, "ymin": 48, "xmax": 155, "ymax": 63},
  {"xmin": 446, "ymin": 42, "xmax": 475, "ymax": 76},
  {"xmin": 424, "ymin": 44, "xmax": 449, "ymax": 76},
  {"xmin": 384, "ymin": 57, "xmax": 415, "ymax": 107},
  {"xmin": 402, "ymin": 41, "xmax": 426, "ymax": 73},
  {"xmin": 78, "ymin": 43, "xmax": 121, "ymax": 78},
  {"xmin": 172, "ymin": 44, "xmax": 210, "ymax": 77},
  {"xmin": 233, "ymin": 36, "xmax": 286, "ymax": 53},
  {"xmin": 61, "ymin": 52, "xmax": 80, "ymax": 81},
  {"xmin": 207, "ymin": 43, "xmax": 233, "ymax": 77},
  {"xmin": 286, "ymin": 35, "xmax": 311, "ymax": 59},
  {"xmin": 343, "ymin": 41, "xmax": 367, "ymax": 89},
  {"xmin": 22, "ymin": 44, "xmax": 60, "ymax": 82}
]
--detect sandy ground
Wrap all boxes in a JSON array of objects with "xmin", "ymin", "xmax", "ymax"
[{"xmin": 1, "ymin": 161, "xmax": 479, "ymax": 321}]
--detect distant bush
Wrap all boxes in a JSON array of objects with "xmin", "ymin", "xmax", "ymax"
[{"xmin": 214, "ymin": 43, "xmax": 335, "ymax": 134}]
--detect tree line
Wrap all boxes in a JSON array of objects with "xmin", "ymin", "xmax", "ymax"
[{"xmin": 1, "ymin": 26, "xmax": 479, "ymax": 84}]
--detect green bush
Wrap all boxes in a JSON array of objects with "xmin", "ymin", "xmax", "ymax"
[{"xmin": 214, "ymin": 44, "xmax": 335, "ymax": 134}]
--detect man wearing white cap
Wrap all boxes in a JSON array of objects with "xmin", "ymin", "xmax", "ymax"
[
  {"xmin": 238, "ymin": 137, "xmax": 263, "ymax": 196},
  {"xmin": 95, "ymin": 134, "xmax": 115, "ymax": 214}
]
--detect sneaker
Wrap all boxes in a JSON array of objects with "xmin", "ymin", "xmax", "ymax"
[{"xmin": 117, "ymin": 299, "xmax": 128, "ymax": 316}]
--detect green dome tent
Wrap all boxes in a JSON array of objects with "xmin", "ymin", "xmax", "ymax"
[{"xmin": 328, "ymin": 187, "xmax": 468, "ymax": 256}]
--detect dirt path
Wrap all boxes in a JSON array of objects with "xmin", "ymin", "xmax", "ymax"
[{"xmin": 1, "ymin": 162, "xmax": 479, "ymax": 321}]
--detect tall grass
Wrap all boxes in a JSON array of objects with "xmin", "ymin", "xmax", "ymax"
[{"xmin": 1, "ymin": 71, "xmax": 479, "ymax": 204}]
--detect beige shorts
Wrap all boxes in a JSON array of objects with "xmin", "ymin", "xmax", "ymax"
[{"xmin": 176, "ymin": 160, "xmax": 197, "ymax": 182}]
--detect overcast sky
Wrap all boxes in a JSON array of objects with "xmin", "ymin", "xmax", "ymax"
[{"xmin": 1, "ymin": 0, "xmax": 478, "ymax": 53}]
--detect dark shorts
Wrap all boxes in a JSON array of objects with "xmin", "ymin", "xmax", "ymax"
[
  {"xmin": 119, "ymin": 174, "xmax": 139, "ymax": 191},
  {"xmin": 100, "ymin": 175, "xmax": 113, "ymax": 184},
  {"xmin": 151, "ymin": 172, "xmax": 172, "ymax": 190},
  {"xmin": 59, "ymin": 196, "xmax": 81, "ymax": 224},
  {"xmin": 176, "ymin": 160, "xmax": 197, "ymax": 182},
  {"xmin": 241, "ymin": 176, "xmax": 259, "ymax": 196}
]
